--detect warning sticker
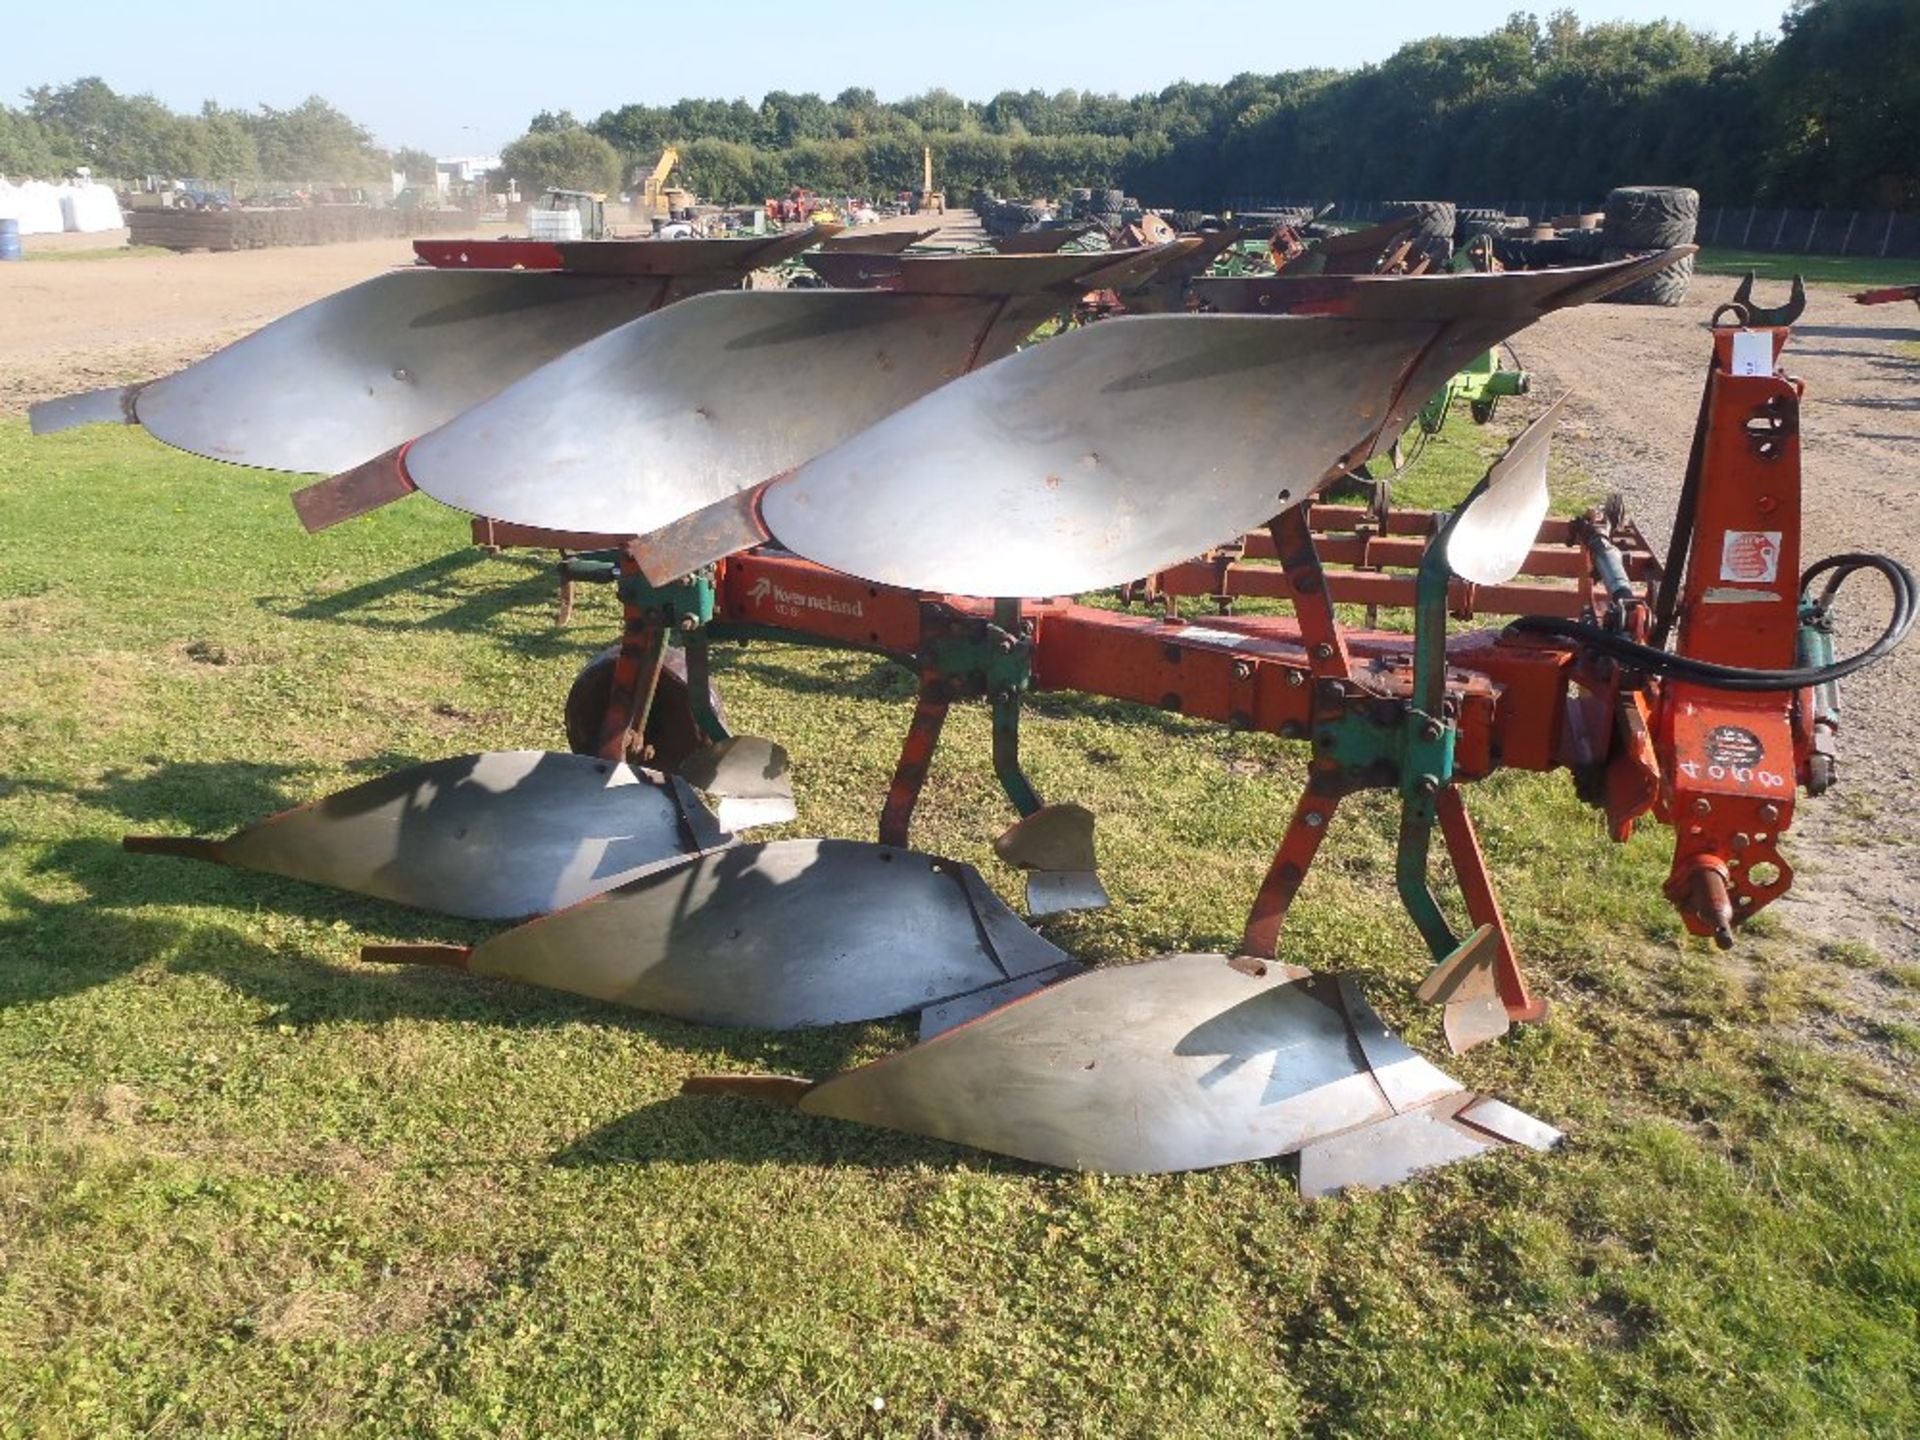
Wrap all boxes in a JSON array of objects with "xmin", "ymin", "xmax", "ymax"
[{"xmin": 1719, "ymin": 530, "xmax": 1781, "ymax": 583}]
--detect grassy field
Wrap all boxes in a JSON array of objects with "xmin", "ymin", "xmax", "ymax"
[
  {"xmin": 1695, "ymin": 247, "xmax": 1920, "ymax": 289},
  {"xmin": 3, "ymin": 411, "xmax": 1919, "ymax": 1437},
  {"xmin": 21, "ymin": 244, "xmax": 173, "ymax": 263}
]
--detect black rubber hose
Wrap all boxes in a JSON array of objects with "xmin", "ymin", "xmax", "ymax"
[{"xmin": 1512, "ymin": 552, "xmax": 1915, "ymax": 692}]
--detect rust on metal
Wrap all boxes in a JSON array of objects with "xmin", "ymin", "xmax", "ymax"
[{"xmin": 291, "ymin": 444, "xmax": 417, "ymax": 533}]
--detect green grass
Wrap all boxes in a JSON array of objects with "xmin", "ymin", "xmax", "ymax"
[
  {"xmin": 22, "ymin": 244, "xmax": 171, "ymax": 263},
  {"xmin": 3, "ymin": 414, "xmax": 1919, "ymax": 1437},
  {"xmin": 1695, "ymin": 247, "xmax": 1920, "ymax": 290}
]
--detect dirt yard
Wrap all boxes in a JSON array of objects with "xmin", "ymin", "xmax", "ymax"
[
  {"xmin": 1523, "ymin": 282, "xmax": 1920, "ymax": 959},
  {"xmin": 2, "ymin": 240, "xmax": 1914, "ymax": 955}
]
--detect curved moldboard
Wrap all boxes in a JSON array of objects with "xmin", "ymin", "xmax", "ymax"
[
  {"xmin": 396, "ymin": 288, "xmax": 1010, "ymax": 536},
  {"xmin": 759, "ymin": 312, "xmax": 1409, "ymax": 597},
  {"xmin": 757, "ymin": 254, "xmax": 1687, "ymax": 598},
  {"xmin": 35, "ymin": 269, "xmax": 672, "ymax": 475},
  {"xmin": 798, "ymin": 955, "xmax": 1462, "ymax": 1173},
  {"xmin": 467, "ymin": 838, "xmax": 1073, "ymax": 1029},
  {"xmin": 219, "ymin": 750, "xmax": 718, "ymax": 919}
]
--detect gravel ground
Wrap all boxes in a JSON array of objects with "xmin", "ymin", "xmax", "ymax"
[{"xmin": 1520, "ymin": 279, "xmax": 1920, "ymax": 960}]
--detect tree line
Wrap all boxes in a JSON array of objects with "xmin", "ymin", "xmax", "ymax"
[
  {"xmin": 0, "ymin": 77, "xmax": 429, "ymax": 185},
  {"xmin": 6, "ymin": 0, "xmax": 1912, "ymax": 214},
  {"xmin": 565, "ymin": 1, "xmax": 1913, "ymax": 212}
]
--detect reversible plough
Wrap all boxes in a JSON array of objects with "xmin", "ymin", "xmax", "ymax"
[{"xmin": 32, "ymin": 231, "xmax": 1913, "ymax": 1191}]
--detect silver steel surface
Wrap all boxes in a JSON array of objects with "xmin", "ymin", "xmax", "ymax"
[
  {"xmin": 1194, "ymin": 250, "xmax": 1686, "ymax": 460},
  {"xmin": 28, "ymin": 384, "xmax": 137, "ymax": 434},
  {"xmin": 102, "ymin": 270, "xmax": 671, "ymax": 473},
  {"xmin": 1414, "ymin": 925, "xmax": 1512, "ymax": 1053},
  {"xmin": 1023, "ymin": 870, "xmax": 1110, "ymax": 917},
  {"xmin": 798, "ymin": 247, "xmax": 1157, "ymax": 295},
  {"xmin": 1335, "ymin": 974, "xmax": 1465, "ymax": 1114},
  {"xmin": 1444, "ymin": 393, "xmax": 1570, "ymax": 586},
  {"xmin": 916, "ymin": 963, "xmax": 1085, "ymax": 1039},
  {"xmin": 219, "ymin": 750, "xmax": 711, "ymax": 918},
  {"xmin": 795, "ymin": 955, "xmax": 1461, "ymax": 1173},
  {"xmin": 676, "ymin": 736, "xmax": 796, "ymax": 830},
  {"xmin": 1455, "ymin": 1096, "xmax": 1565, "ymax": 1152},
  {"xmin": 994, "ymin": 803, "xmax": 1108, "ymax": 916},
  {"xmin": 465, "ymin": 839, "xmax": 1070, "ymax": 1029},
  {"xmin": 394, "ymin": 289, "xmax": 1009, "ymax": 535},
  {"xmin": 760, "ymin": 313, "xmax": 1412, "ymax": 597},
  {"xmin": 758, "ymin": 257, "xmax": 1683, "ymax": 599},
  {"xmin": 1295, "ymin": 1096, "xmax": 1500, "ymax": 1197}
]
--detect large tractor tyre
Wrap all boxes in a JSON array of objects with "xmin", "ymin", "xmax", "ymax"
[
  {"xmin": 1601, "ymin": 186, "xmax": 1699, "ymax": 250},
  {"xmin": 1456, "ymin": 206, "xmax": 1507, "ymax": 242},
  {"xmin": 1381, "ymin": 199, "xmax": 1457, "ymax": 245},
  {"xmin": 1561, "ymin": 227, "xmax": 1608, "ymax": 263},
  {"xmin": 1093, "ymin": 188, "xmax": 1126, "ymax": 216},
  {"xmin": 1172, "ymin": 209, "xmax": 1207, "ymax": 234},
  {"xmin": 1597, "ymin": 248, "xmax": 1695, "ymax": 306},
  {"xmin": 565, "ymin": 644, "xmax": 727, "ymax": 774}
]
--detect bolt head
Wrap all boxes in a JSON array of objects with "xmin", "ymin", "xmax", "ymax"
[{"xmin": 1692, "ymin": 798, "xmax": 1712, "ymax": 816}]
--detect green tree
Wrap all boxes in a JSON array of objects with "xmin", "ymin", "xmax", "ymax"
[
  {"xmin": 199, "ymin": 103, "xmax": 261, "ymax": 181},
  {"xmin": 676, "ymin": 137, "xmax": 761, "ymax": 204},
  {"xmin": 246, "ymin": 96, "xmax": 386, "ymax": 180},
  {"xmin": 392, "ymin": 146, "xmax": 438, "ymax": 183},
  {"xmin": 1763, "ymin": 0, "xmax": 1919, "ymax": 208},
  {"xmin": 0, "ymin": 106, "xmax": 68, "ymax": 176},
  {"xmin": 499, "ymin": 126, "xmax": 623, "ymax": 196}
]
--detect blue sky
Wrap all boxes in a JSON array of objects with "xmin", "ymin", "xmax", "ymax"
[{"xmin": 7, "ymin": 0, "xmax": 1789, "ymax": 154}]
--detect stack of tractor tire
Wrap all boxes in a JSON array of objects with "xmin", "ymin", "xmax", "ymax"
[
  {"xmin": 1169, "ymin": 209, "xmax": 1228, "ymax": 234},
  {"xmin": 1380, "ymin": 200, "xmax": 1456, "ymax": 268},
  {"xmin": 1456, "ymin": 207, "xmax": 1510, "ymax": 244},
  {"xmin": 1060, "ymin": 188, "xmax": 1140, "ymax": 231},
  {"xmin": 1598, "ymin": 186, "xmax": 1698, "ymax": 306},
  {"xmin": 973, "ymin": 192, "xmax": 1057, "ymax": 238}
]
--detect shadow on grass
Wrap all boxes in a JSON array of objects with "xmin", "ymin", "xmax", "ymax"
[
  {"xmin": 718, "ymin": 649, "xmax": 914, "ymax": 701},
  {"xmin": 73, "ymin": 753, "xmax": 518, "ymax": 837},
  {"xmin": 257, "ymin": 546, "xmax": 587, "ymax": 661},
  {"xmin": 550, "ymin": 1091, "xmax": 1046, "ymax": 1175},
  {"xmin": 0, "ymin": 875, "xmax": 941, "ymax": 1168},
  {"xmin": 1, "ymin": 831, "xmax": 482, "ymax": 1008},
  {"xmin": 4, "ymin": 841, "xmax": 892, "ymax": 1063},
  {"xmin": 717, "ymin": 646, "xmax": 1221, "ymax": 743}
]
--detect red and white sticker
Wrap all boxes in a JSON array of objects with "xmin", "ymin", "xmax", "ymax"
[{"xmin": 1719, "ymin": 530, "xmax": 1781, "ymax": 583}]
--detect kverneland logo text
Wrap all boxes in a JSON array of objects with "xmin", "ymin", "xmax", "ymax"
[{"xmin": 749, "ymin": 577, "xmax": 864, "ymax": 618}]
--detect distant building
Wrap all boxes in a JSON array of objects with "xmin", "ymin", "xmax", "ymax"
[{"xmin": 435, "ymin": 155, "xmax": 501, "ymax": 192}]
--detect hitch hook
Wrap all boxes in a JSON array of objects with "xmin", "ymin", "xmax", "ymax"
[{"xmin": 1713, "ymin": 272, "xmax": 1807, "ymax": 330}]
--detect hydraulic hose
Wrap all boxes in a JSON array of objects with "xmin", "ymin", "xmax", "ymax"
[{"xmin": 1512, "ymin": 552, "xmax": 1916, "ymax": 692}]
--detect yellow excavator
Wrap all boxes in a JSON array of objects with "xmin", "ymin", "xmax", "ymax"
[{"xmin": 639, "ymin": 147, "xmax": 688, "ymax": 220}]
